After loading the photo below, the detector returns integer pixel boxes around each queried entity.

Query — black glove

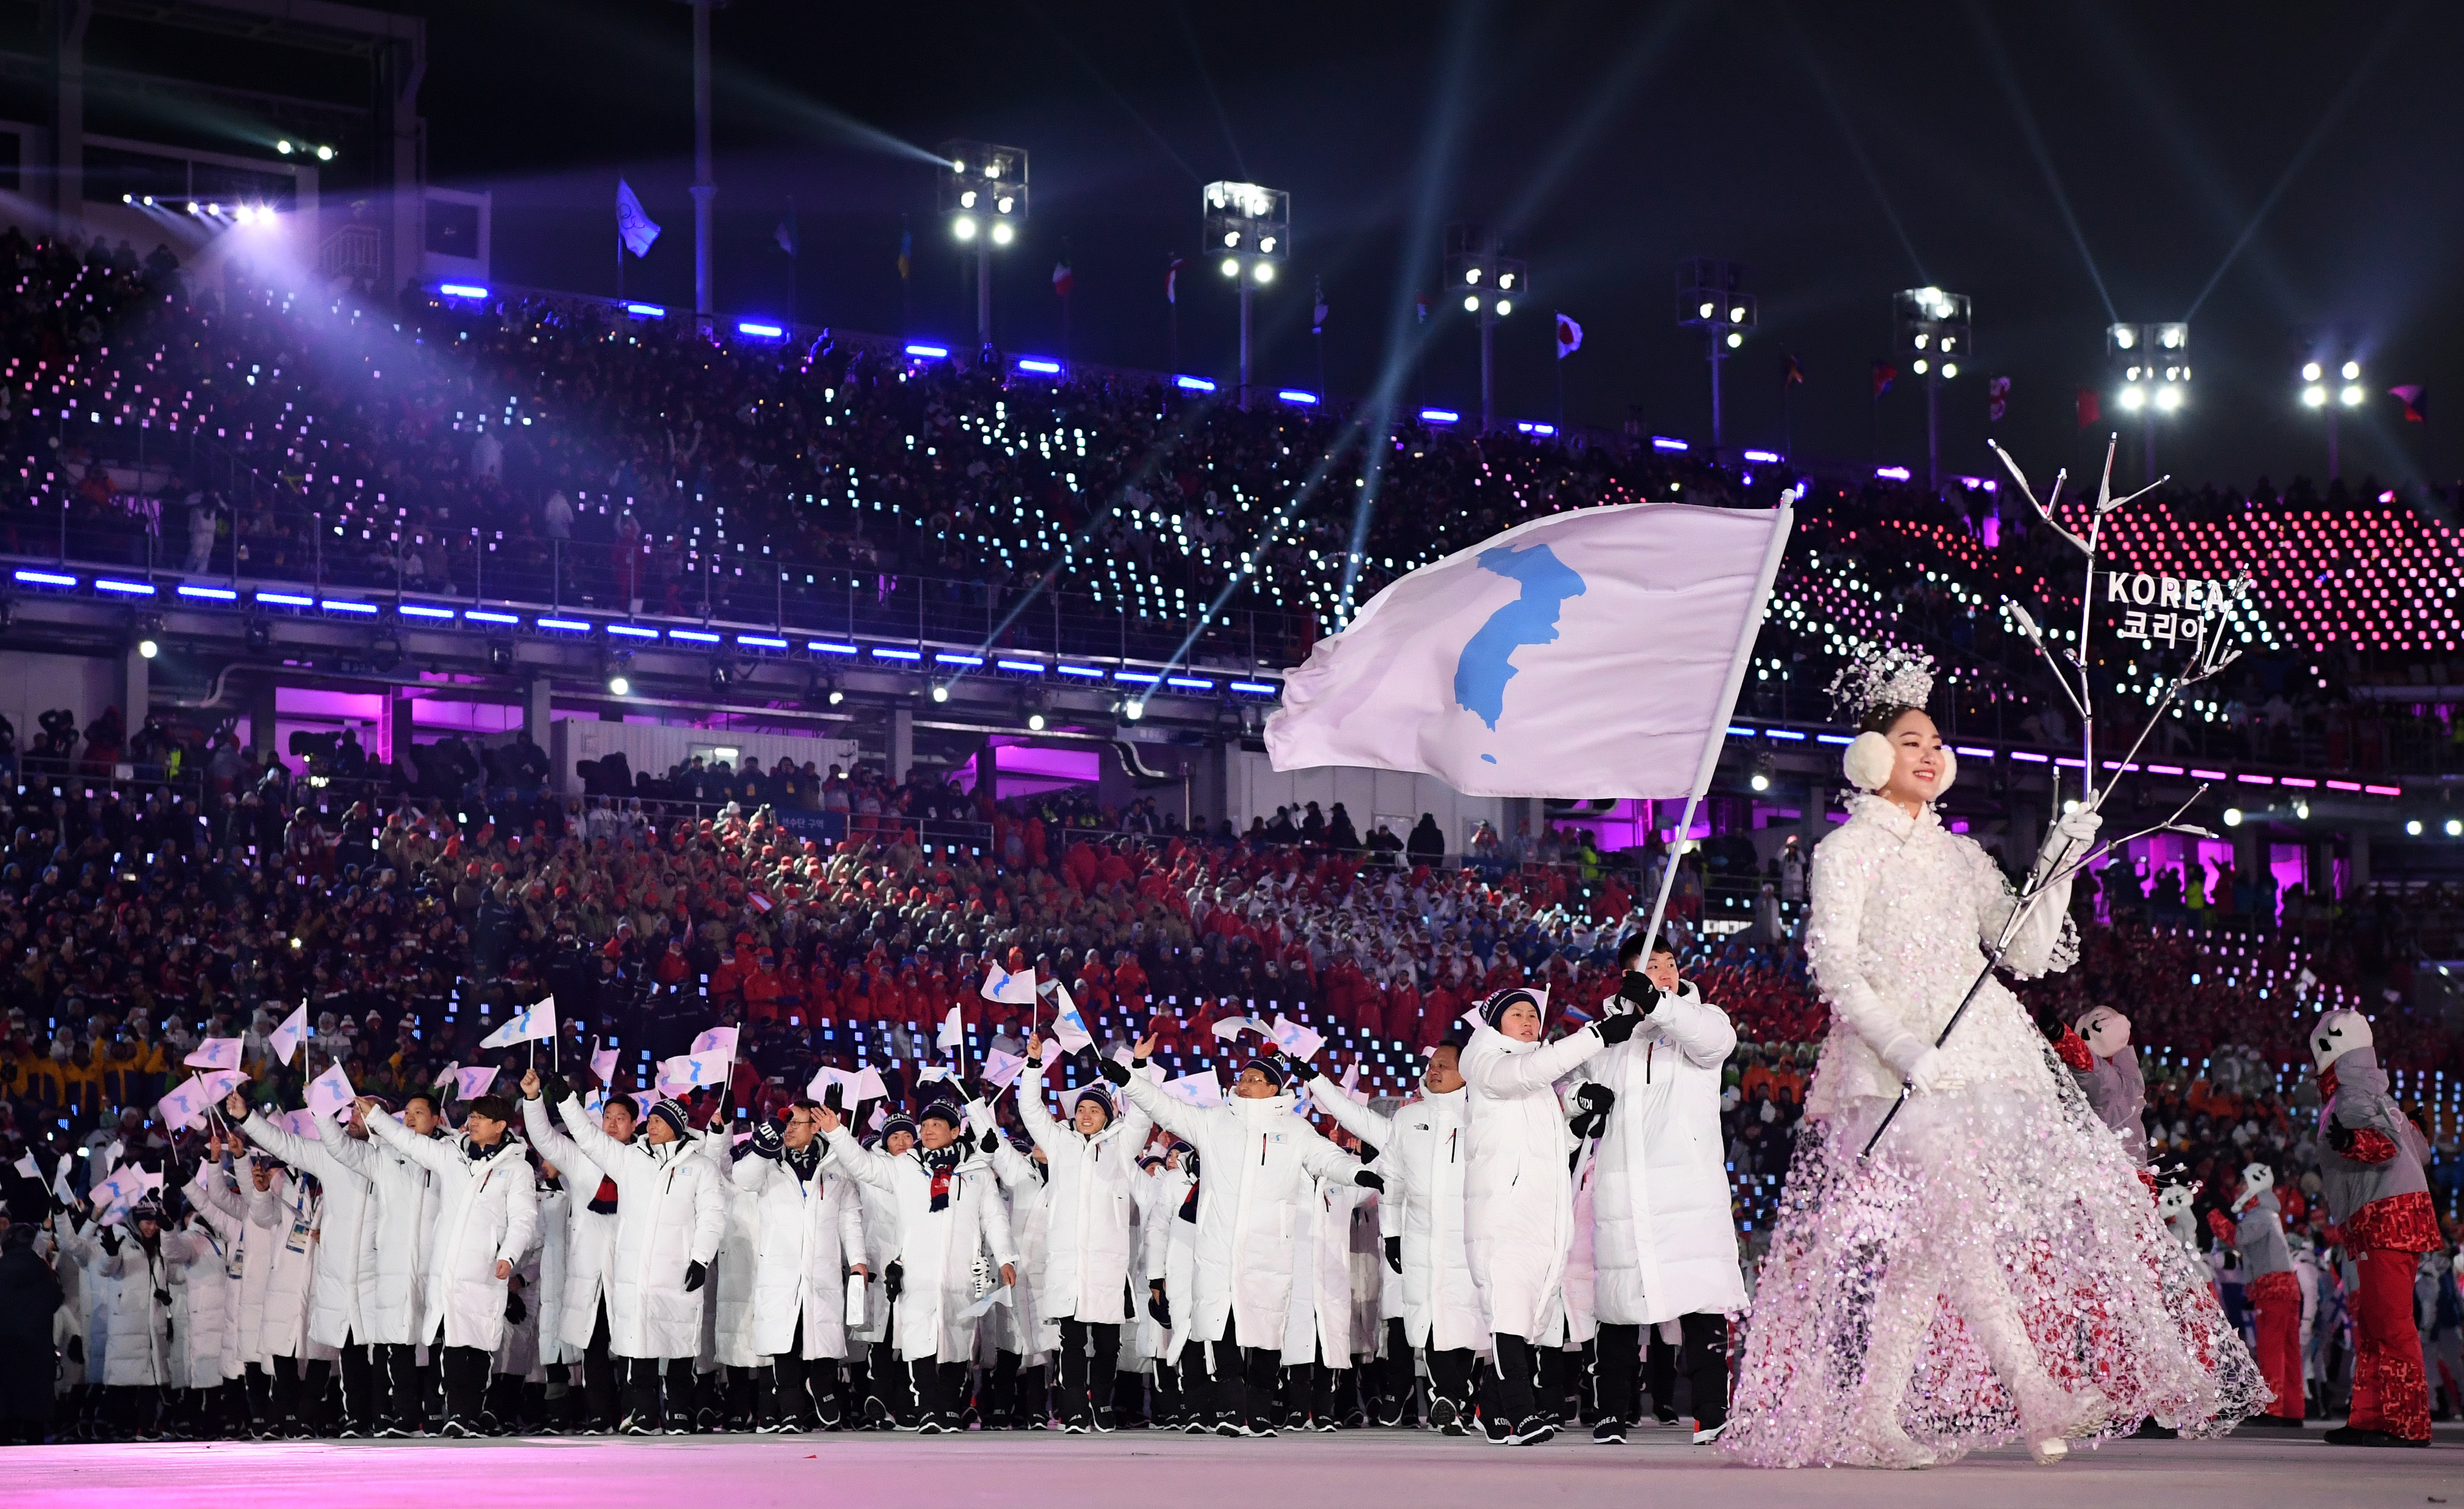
[1148,1281,1171,1328]
[683,1260,707,1293]
[1573,1083,1616,1118]
[99,1227,121,1256]
[537,1072,574,1106]
[1617,970,1664,1016]
[1098,1055,1132,1087]
[66,1336,82,1364]
[981,1129,1003,1155]
[1384,1235,1403,1274]
[2323,1121,2359,1158]
[1596,1011,1643,1046]
[750,1117,785,1158]
[884,1261,903,1300]
[505,1291,527,1325]
[1354,1169,1383,1192]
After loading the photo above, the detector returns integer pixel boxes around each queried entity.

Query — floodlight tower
[939,141,1029,354]
[1894,285,1970,490]
[2108,322,2190,484]
[1203,181,1289,407]
[1677,260,1754,462]
[1446,224,1526,433]
[2296,327,2365,481]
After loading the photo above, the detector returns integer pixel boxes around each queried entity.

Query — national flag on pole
[452,1065,499,1102]
[937,1006,965,1052]
[1987,374,2011,423]
[690,1026,740,1063]
[479,996,557,1050]
[1048,983,1094,1054]
[806,1066,847,1103]
[981,1048,1027,1091]
[1555,313,1582,360]
[590,1040,619,1087]
[267,1002,308,1068]
[1052,258,1074,298]
[2075,387,2100,428]
[1871,360,1897,397]
[1267,1013,1325,1063]
[1210,1016,1265,1044]
[2391,384,2427,423]
[615,179,662,258]
[774,204,797,257]
[848,1066,889,1104]
[1312,278,1328,335]
[1165,254,1184,303]
[52,1157,77,1210]
[185,1037,243,1071]
[981,965,1037,1005]
[305,1062,357,1120]
[1782,352,1805,389]
[1266,502,1794,798]
[898,224,913,282]
[11,1152,34,1179]
[1160,1071,1223,1108]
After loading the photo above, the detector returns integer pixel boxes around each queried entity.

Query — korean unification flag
[657,1051,730,1097]
[453,1065,500,1102]
[184,1036,244,1071]
[1266,502,1793,798]
[1048,982,1094,1055]
[937,1006,965,1053]
[267,1003,309,1068]
[590,1041,620,1087]
[157,1076,217,1133]
[690,1026,740,1063]
[1210,1016,1265,1044]
[479,996,557,1051]
[981,1048,1027,1091]
[1268,1014,1326,1063]
[305,1062,357,1121]
[848,1066,889,1104]
[1161,1071,1222,1108]
[805,1066,847,1104]
[981,964,1037,1005]
[90,1164,156,1221]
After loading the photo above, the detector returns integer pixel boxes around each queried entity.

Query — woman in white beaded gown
[1725,658,2261,1469]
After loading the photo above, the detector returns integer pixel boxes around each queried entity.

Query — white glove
[2036,807,2102,879]
[1905,1047,1965,1095]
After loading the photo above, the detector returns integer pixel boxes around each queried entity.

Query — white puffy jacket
[552,1095,724,1359]
[163,1205,238,1389]
[1310,1080,1485,1352]
[519,1094,620,1353]
[57,1221,174,1386]
[724,1133,865,1361]
[1460,1021,1608,1342]
[985,1139,1055,1360]
[1577,983,1747,1325]
[1140,1161,1198,1365]
[366,1110,537,1352]
[1017,1060,1154,1324]
[530,1181,576,1367]
[1117,1073,1361,1347]
[1281,1173,1363,1367]
[320,1119,440,1346]
[824,1125,1019,1363]
[240,1109,374,1348]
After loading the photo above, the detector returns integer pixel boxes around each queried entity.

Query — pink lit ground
[13,1423,2462,1508]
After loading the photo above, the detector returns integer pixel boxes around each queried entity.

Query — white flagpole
[1633,502,1794,962]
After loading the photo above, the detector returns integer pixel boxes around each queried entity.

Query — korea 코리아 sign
[2104,570,2255,650]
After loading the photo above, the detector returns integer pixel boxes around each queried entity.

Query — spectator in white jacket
[1577,939,1745,1446]
[1017,1037,1154,1431]
[229,1090,384,1435]
[729,1098,867,1432]
[1460,986,1638,1445]
[1306,1041,1484,1433]
[362,1093,537,1437]
[1115,1042,1375,1438]
[537,1078,724,1435]
[816,1096,1019,1434]
[518,1078,637,1431]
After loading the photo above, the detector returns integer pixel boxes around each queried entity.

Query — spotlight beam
[1492,0,1701,231]
[2183,3,2415,321]
[1017,0,1202,182]
[1967,1,2115,324]
[1782,10,1928,284]
[1173,0,1249,182]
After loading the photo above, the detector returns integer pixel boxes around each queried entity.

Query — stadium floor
[16,1422,2460,1507]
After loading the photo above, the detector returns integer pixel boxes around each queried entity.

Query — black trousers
[336,1335,377,1428]
[582,1296,619,1428]
[1427,1345,1475,1411]
[1595,1322,1645,1425]
[867,1338,913,1423]
[622,1356,691,1428]
[1643,1313,1730,1429]
[1205,1313,1282,1428]
[763,1314,814,1425]
[376,1343,427,1429]
[441,1345,490,1423]
[1055,1318,1120,1422]
[1483,1333,1536,1427]
[1379,1319,1416,1423]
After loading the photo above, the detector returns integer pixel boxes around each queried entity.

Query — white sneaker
[1691,1421,1728,1445]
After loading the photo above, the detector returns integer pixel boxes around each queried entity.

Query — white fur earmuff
[1935,745,1957,796]
[1842,731,1893,791]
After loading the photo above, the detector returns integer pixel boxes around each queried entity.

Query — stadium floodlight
[2295,327,2363,479]
[2108,323,2189,480]
[1894,286,1970,490]
[1679,259,1755,463]
[939,141,1029,352]
[1203,181,1290,408]
[1447,223,1528,432]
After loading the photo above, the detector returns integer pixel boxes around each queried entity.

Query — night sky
[70,2,2464,491]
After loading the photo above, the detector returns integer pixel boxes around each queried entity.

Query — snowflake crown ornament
[1826,644,1937,725]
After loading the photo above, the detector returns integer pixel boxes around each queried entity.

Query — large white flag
[267,1003,309,1068]
[305,1062,357,1120]
[981,964,1037,1005]
[1048,982,1094,1054]
[616,179,662,257]
[1266,502,1793,798]
[479,997,557,1050]
[184,1036,243,1071]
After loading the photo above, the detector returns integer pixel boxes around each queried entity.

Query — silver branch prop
[1861,436,2244,1158]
